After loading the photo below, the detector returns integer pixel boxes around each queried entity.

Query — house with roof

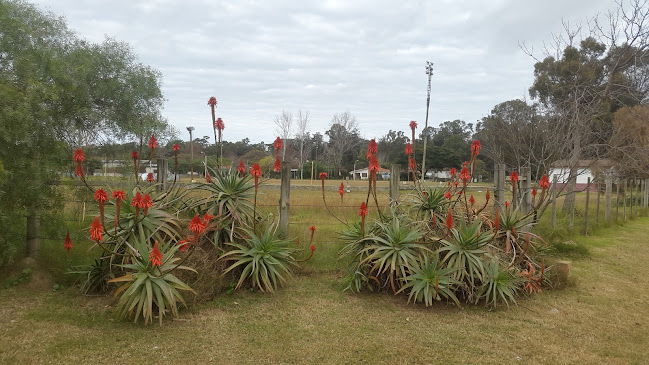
[349,167,391,180]
[547,159,613,191]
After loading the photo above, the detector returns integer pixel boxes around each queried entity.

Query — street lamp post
[421,61,434,186]
[187,126,194,182]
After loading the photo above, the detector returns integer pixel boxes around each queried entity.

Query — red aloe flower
[131,192,142,218]
[367,139,378,159]
[409,120,418,146]
[359,202,368,235]
[64,231,73,254]
[510,171,519,183]
[532,186,538,198]
[460,167,471,184]
[319,172,328,180]
[445,208,454,233]
[177,239,189,253]
[469,195,475,206]
[485,188,491,202]
[251,162,262,189]
[150,241,163,267]
[309,225,316,243]
[214,117,225,132]
[189,214,206,236]
[131,150,139,160]
[112,190,125,229]
[273,157,281,173]
[203,213,215,223]
[73,148,85,163]
[238,161,246,177]
[453,181,459,188]
[408,157,416,172]
[369,155,380,173]
[141,193,153,216]
[444,191,452,200]
[74,164,85,177]
[539,174,550,191]
[206,172,212,183]
[207,96,217,107]
[148,134,158,150]
[273,137,283,154]
[338,182,345,203]
[146,172,155,183]
[505,201,510,209]
[94,189,109,225]
[449,168,457,178]
[89,216,104,242]
[173,144,180,152]
[310,244,315,253]
[404,143,413,156]
[471,140,481,158]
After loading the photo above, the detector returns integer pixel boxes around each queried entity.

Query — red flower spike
[131,192,142,218]
[89,216,104,242]
[73,149,85,163]
[471,140,481,158]
[206,172,212,183]
[64,231,73,253]
[111,190,125,201]
[238,161,246,176]
[510,171,519,183]
[177,239,189,253]
[319,172,328,180]
[207,97,217,107]
[146,172,155,183]
[444,191,452,200]
[408,158,416,172]
[445,208,454,232]
[505,201,510,209]
[273,157,281,173]
[369,155,380,173]
[338,182,345,201]
[112,190,125,229]
[203,213,215,222]
[409,120,418,131]
[460,167,471,184]
[359,202,368,217]
[485,188,491,202]
[367,139,378,159]
[173,144,180,152]
[310,244,316,252]
[532,186,538,198]
[539,174,550,191]
[141,194,153,215]
[309,225,316,243]
[74,164,84,177]
[469,195,475,206]
[454,181,459,188]
[148,134,158,150]
[214,117,225,131]
[251,163,262,189]
[94,189,108,203]
[189,214,206,236]
[273,137,283,153]
[131,151,139,160]
[405,143,413,156]
[150,241,163,267]
[449,168,457,178]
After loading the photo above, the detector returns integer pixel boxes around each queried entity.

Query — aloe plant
[398,254,461,306]
[477,261,521,308]
[438,220,493,284]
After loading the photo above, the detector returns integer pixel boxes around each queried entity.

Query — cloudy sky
[31,0,614,144]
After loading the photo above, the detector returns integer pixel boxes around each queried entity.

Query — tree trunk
[562,133,581,213]
[26,213,40,258]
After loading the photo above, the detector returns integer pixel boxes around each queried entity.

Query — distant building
[349,167,391,180]
[548,159,613,191]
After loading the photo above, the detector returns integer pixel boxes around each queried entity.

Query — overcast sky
[31,0,614,144]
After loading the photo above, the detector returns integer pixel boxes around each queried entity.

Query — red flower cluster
[207,97,217,107]
[469,195,475,206]
[338,182,345,202]
[206,172,212,183]
[409,120,418,131]
[94,189,109,224]
[132,192,143,218]
[189,214,206,236]
[73,149,85,177]
[532,186,538,198]
[150,242,163,267]
[460,167,471,184]
[539,174,550,191]
[214,117,225,131]
[319,172,328,180]
[131,151,139,160]
[141,193,153,216]
[449,168,457,178]
[64,232,73,254]
[250,163,262,189]
[359,202,368,235]
[273,157,281,173]
[177,239,189,252]
[404,143,413,156]
[146,172,155,183]
[510,171,519,183]
[445,208,454,232]
[471,140,481,158]
[369,155,380,173]
[148,134,157,150]
[173,144,180,152]
[444,191,452,200]
[238,161,246,176]
[89,216,104,242]
[309,225,316,244]
[367,139,378,160]
[408,158,416,172]
[273,137,283,152]
[112,190,126,229]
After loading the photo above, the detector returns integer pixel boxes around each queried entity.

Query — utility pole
[421,61,434,186]
[187,126,194,182]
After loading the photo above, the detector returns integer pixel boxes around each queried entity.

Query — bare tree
[295,109,310,179]
[325,111,361,175]
[274,110,293,161]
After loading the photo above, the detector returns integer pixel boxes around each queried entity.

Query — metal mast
[421,61,434,185]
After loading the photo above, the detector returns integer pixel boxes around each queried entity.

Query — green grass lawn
[2,194,649,364]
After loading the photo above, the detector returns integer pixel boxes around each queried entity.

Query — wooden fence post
[156,158,168,191]
[494,163,505,213]
[596,180,601,224]
[631,179,635,217]
[623,179,627,221]
[584,177,590,235]
[520,166,532,214]
[605,172,612,222]
[551,175,558,229]
[279,163,291,238]
[390,164,400,206]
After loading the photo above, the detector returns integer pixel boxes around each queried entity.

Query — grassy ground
[2,182,649,363]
